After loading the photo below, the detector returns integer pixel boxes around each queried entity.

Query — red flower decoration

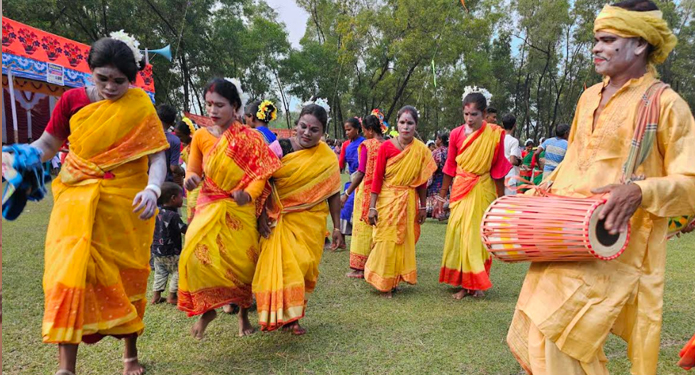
[139,65,153,86]
[62,42,86,67]
[17,28,40,55]
[2,23,16,47]
[41,36,63,61]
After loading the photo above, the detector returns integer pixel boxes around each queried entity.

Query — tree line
[5,0,694,140]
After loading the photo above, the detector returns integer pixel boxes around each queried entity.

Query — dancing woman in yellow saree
[344,113,385,278]
[434,92,511,300]
[30,36,169,375]
[366,106,436,298]
[254,103,344,335]
[178,78,282,339]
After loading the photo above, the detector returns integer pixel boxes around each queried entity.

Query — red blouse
[370,140,427,194]
[45,88,91,140]
[443,124,510,180]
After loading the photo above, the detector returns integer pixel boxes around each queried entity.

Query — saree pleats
[349,139,381,270]
[253,142,341,331]
[439,124,504,291]
[42,89,168,344]
[178,124,281,316]
[364,140,435,292]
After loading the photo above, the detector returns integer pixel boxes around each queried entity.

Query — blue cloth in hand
[2,144,51,220]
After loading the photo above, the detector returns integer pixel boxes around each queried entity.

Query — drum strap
[621,81,670,183]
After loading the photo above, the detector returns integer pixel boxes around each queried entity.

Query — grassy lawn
[2,190,694,374]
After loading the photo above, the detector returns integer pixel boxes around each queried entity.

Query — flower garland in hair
[256,100,278,122]
[109,30,143,65]
[461,85,493,104]
[182,116,198,135]
[370,108,388,133]
[224,77,249,119]
[302,97,332,124]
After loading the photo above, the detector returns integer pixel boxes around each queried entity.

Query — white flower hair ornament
[302,97,332,126]
[109,30,144,66]
[224,77,249,119]
[462,86,493,105]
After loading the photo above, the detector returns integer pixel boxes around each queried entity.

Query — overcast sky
[264,0,309,49]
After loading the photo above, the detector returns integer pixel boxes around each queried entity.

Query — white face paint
[592,31,648,77]
[92,65,130,101]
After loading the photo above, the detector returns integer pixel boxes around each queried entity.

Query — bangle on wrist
[434,195,446,203]
[145,184,161,198]
[369,207,378,212]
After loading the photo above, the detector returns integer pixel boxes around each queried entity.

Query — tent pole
[7,71,19,144]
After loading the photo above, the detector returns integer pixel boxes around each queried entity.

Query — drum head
[588,205,629,259]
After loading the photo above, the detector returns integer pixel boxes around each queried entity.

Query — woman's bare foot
[238,307,255,337]
[345,270,364,279]
[283,321,306,335]
[222,304,239,314]
[123,334,144,375]
[123,357,145,375]
[452,289,467,300]
[191,309,217,340]
[57,343,78,375]
[381,291,393,299]
[468,290,485,298]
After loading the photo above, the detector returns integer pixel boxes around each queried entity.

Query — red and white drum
[481,195,630,263]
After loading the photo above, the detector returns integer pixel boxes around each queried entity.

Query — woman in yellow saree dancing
[178,78,282,339]
[344,112,386,278]
[30,35,169,375]
[174,118,201,223]
[433,91,511,299]
[254,102,345,335]
[366,106,436,298]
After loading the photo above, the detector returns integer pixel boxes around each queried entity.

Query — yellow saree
[253,142,341,331]
[42,88,168,344]
[349,138,382,270]
[439,123,507,291]
[364,140,436,292]
[178,123,281,316]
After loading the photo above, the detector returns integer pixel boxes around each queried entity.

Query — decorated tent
[2,17,156,144]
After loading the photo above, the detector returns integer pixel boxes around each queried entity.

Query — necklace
[396,136,405,150]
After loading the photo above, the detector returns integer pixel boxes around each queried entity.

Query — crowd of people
[3,1,694,374]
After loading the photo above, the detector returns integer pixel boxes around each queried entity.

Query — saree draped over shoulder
[364,140,436,292]
[439,123,507,291]
[349,138,381,270]
[43,89,168,344]
[253,142,341,331]
[177,123,281,316]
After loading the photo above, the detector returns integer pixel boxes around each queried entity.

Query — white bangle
[145,184,161,198]
[434,195,447,203]
[369,208,378,212]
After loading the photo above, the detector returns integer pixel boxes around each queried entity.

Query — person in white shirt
[501,114,522,195]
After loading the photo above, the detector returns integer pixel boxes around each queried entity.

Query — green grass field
[2,191,694,374]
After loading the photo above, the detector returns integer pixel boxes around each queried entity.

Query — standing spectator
[485,107,498,124]
[150,182,188,305]
[502,114,522,195]
[156,104,184,185]
[535,124,570,180]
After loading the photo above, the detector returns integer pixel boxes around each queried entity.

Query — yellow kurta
[42,89,169,344]
[507,72,695,375]
[253,142,341,331]
[364,140,436,292]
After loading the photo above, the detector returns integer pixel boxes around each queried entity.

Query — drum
[481,195,630,263]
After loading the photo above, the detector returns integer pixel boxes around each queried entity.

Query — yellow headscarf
[593,5,677,65]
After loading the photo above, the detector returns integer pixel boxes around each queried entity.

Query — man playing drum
[506,1,695,374]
